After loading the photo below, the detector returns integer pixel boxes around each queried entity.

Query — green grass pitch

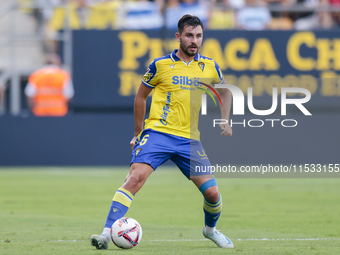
[0,167,339,255]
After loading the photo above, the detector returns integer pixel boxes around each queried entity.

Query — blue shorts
[130,129,213,179]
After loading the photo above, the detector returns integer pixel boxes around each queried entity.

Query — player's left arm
[213,60,232,137]
[216,86,232,137]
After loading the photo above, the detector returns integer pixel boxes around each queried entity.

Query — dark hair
[177,14,204,34]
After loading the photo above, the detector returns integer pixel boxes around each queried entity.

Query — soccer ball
[110,217,142,249]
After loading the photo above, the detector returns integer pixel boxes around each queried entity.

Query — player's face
[177,25,203,57]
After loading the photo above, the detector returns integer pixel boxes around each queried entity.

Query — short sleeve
[212,61,225,85]
[142,60,159,89]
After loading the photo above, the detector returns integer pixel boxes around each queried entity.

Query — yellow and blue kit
[131,50,225,179]
[104,51,225,231]
[142,49,225,141]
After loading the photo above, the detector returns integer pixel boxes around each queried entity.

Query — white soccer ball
[110,217,143,249]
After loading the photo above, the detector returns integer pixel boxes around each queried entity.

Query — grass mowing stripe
[3,238,338,242]
[0,167,339,255]
[149,238,340,241]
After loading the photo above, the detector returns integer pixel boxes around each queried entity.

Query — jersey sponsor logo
[180,86,195,91]
[198,62,205,72]
[160,92,172,126]
[143,68,153,83]
[172,76,201,86]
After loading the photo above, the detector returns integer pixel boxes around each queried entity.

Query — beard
[180,41,199,57]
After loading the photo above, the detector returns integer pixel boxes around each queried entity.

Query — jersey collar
[171,49,200,62]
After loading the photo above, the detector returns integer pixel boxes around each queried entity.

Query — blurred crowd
[10,0,340,53]
[1,0,339,115]
[20,0,340,32]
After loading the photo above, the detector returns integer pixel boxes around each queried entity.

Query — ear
[175,32,180,42]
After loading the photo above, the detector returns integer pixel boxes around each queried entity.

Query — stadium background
[1,2,340,255]
[0,0,339,166]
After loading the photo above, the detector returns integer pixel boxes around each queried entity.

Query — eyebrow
[185,32,202,36]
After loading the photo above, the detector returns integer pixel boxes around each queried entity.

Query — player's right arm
[130,83,153,150]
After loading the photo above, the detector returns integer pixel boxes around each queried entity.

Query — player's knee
[123,163,153,194]
[123,170,147,193]
[126,173,142,188]
[199,178,219,201]
[204,187,220,203]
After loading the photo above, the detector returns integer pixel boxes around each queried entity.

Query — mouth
[189,46,197,51]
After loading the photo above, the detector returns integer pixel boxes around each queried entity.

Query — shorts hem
[130,161,156,171]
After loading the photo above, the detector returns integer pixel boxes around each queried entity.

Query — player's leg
[191,177,221,224]
[105,163,154,230]
[172,138,233,248]
[91,130,174,249]
[191,177,233,248]
[90,163,153,249]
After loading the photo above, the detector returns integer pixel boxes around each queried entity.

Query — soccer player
[90,14,234,249]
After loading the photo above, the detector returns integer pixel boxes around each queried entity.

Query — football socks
[104,187,135,228]
[203,194,222,227]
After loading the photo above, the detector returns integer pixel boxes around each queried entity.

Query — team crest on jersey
[170,64,175,69]
[136,148,142,156]
[198,62,205,72]
[143,68,153,82]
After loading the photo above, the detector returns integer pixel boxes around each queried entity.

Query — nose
[192,36,198,45]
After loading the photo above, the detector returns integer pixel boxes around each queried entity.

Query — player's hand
[130,136,138,151]
[220,123,232,137]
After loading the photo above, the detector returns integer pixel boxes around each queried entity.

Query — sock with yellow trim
[203,194,222,228]
[104,187,135,229]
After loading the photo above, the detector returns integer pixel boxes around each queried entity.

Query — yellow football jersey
[142,49,225,141]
